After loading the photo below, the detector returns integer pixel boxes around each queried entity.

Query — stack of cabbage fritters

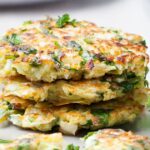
[0,14,149,135]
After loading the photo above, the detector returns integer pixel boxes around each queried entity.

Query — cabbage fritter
[0,96,143,135]
[0,133,63,150]
[83,129,150,150]
[0,14,148,82]
[0,71,145,105]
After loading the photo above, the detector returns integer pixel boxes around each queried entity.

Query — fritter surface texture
[84,129,150,150]
[0,133,62,150]
[0,96,143,135]
[0,72,145,105]
[0,15,148,82]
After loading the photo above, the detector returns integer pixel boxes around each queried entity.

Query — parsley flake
[23,20,32,26]
[68,41,83,51]
[56,14,70,28]
[54,41,61,48]
[21,48,37,55]
[91,109,109,125]
[30,57,41,67]
[56,14,77,28]
[66,144,80,150]
[140,40,147,47]
[7,34,21,45]
[27,48,37,55]
[0,139,12,144]
[83,131,95,140]
[83,119,93,127]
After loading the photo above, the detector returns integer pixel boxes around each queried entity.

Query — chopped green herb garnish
[51,50,62,65]
[70,19,77,27]
[116,71,136,81]
[56,14,77,28]
[0,101,14,123]
[6,101,13,110]
[84,38,93,44]
[17,143,30,150]
[140,40,147,47]
[121,82,134,92]
[22,48,37,55]
[83,119,93,127]
[116,35,123,41]
[96,92,104,99]
[5,54,19,60]
[63,66,78,71]
[80,51,92,67]
[56,14,70,28]
[23,20,32,26]
[83,131,95,140]
[66,144,80,150]
[145,67,149,78]
[147,96,150,108]
[80,60,86,66]
[7,34,21,45]
[28,48,37,54]
[126,72,136,79]
[21,29,27,33]
[136,140,145,145]
[30,57,41,67]
[0,139,12,144]
[120,74,140,92]
[93,54,106,61]
[54,41,61,48]
[28,117,34,123]
[14,46,37,55]
[144,80,149,87]
[105,60,115,66]
[68,41,83,51]
[112,30,120,34]
[42,28,52,35]
[91,109,109,125]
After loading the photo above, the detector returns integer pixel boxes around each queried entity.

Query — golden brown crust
[84,129,150,150]
[0,16,148,82]
[0,95,143,135]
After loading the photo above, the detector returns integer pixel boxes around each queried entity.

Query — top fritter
[0,14,148,82]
